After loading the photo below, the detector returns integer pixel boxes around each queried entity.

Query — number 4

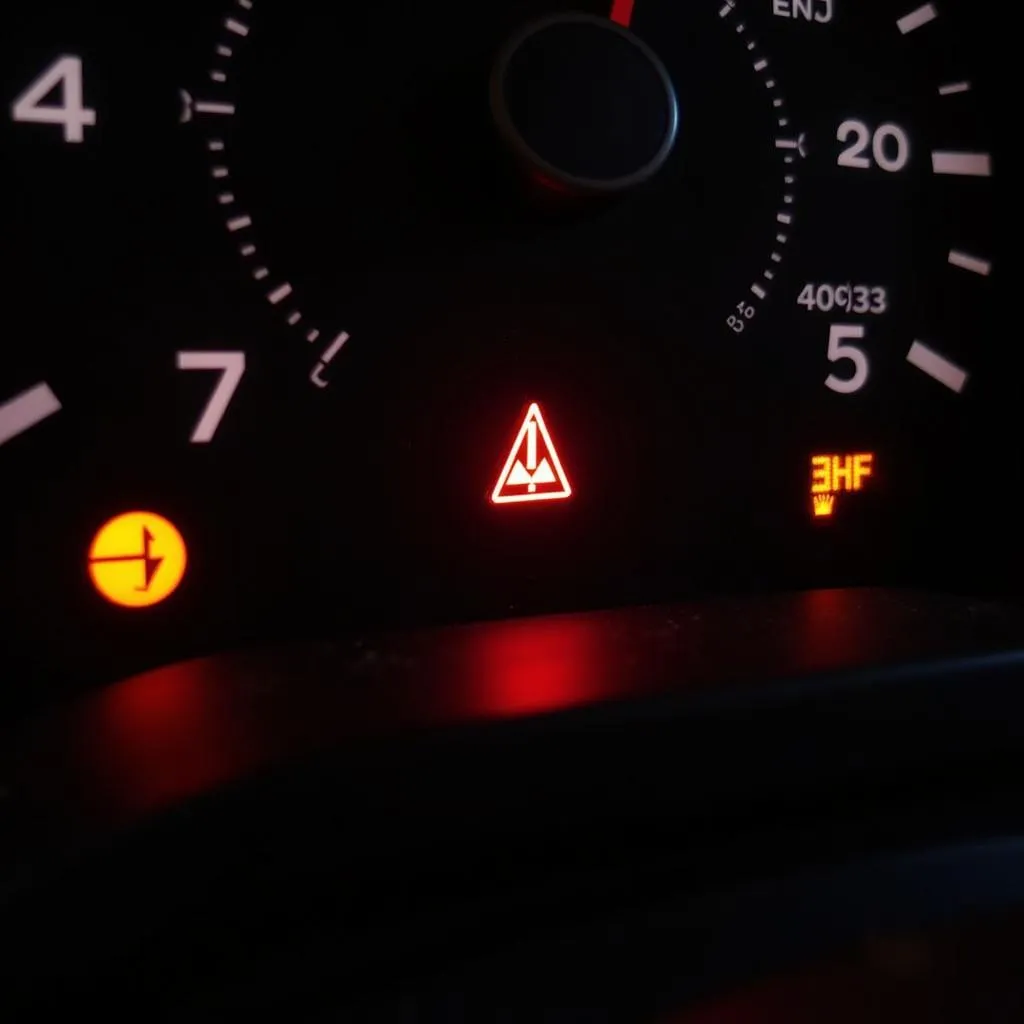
[11,56,97,143]
[177,352,246,443]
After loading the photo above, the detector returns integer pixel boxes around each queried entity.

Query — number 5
[177,351,246,443]
[825,324,869,394]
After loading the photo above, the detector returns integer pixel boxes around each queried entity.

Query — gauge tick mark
[194,100,235,116]
[907,341,968,393]
[932,151,992,177]
[267,283,293,305]
[310,333,350,389]
[897,4,938,35]
[0,383,61,448]
[948,250,991,276]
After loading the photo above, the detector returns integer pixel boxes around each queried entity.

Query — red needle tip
[610,0,635,27]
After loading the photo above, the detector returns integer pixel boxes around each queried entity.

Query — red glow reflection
[793,589,871,670]
[610,0,636,27]
[658,944,943,1023]
[75,660,260,819]
[451,615,612,719]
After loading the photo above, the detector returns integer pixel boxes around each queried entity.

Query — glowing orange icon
[88,511,187,608]
[811,454,874,494]
[491,402,572,504]
[810,453,875,520]
[813,493,836,518]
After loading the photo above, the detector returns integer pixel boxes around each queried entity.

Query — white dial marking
[226,214,252,231]
[177,351,246,443]
[907,341,968,393]
[10,56,96,144]
[267,283,293,305]
[320,333,349,364]
[939,81,971,96]
[225,17,249,36]
[194,100,235,116]
[931,151,992,177]
[310,333,351,388]
[0,383,61,447]
[897,4,938,34]
[948,250,992,276]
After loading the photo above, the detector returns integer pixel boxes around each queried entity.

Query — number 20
[837,120,909,173]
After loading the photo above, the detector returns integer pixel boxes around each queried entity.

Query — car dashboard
[1,0,1020,1018]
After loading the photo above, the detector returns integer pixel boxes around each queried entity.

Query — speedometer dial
[0,0,1011,705]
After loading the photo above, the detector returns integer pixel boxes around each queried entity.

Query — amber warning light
[492,403,572,504]
[88,511,187,607]
[811,453,874,518]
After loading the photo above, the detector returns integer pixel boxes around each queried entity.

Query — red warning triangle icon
[491,402,572,505]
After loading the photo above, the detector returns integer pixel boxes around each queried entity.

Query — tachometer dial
[192,0,804,376]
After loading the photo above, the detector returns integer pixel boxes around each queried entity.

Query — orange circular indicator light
[88,511,187,608]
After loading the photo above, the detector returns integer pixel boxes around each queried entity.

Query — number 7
[177,351,246,443]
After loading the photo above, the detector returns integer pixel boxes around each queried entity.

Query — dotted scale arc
[199,1,327,352]
[719,0,801,308]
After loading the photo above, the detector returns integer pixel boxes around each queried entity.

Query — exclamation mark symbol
[526,417,538,491]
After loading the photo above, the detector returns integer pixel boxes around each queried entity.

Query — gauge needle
[610,0,636,27]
